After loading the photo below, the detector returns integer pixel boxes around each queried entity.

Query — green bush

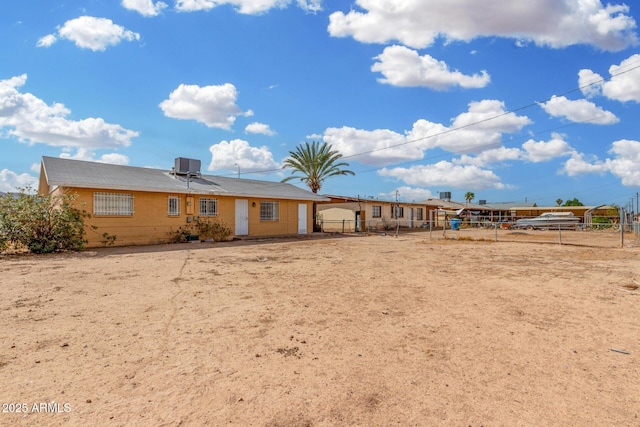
[0,189,87,254]
[591,216,613,229]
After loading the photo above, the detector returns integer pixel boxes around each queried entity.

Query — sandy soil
[1,230,639,426]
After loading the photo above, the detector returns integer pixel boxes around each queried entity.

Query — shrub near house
[0,189,86,253]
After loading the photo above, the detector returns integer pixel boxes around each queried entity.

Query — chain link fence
[317,218,640,248]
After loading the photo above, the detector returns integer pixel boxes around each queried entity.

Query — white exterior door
[235,199,249,235]
[298,203,307,234]
[408,208,414,228]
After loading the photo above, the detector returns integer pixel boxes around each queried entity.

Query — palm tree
[281,141,354,193]
[464,192,475,204]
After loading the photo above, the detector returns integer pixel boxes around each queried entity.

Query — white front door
[408,208,414,228]
[235,199,249,235]
[298,203,307,234]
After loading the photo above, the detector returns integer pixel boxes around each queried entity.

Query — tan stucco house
[317,195,438,232]
[38,156,328,248]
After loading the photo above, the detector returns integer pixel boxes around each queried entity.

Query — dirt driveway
[1,230,639,426]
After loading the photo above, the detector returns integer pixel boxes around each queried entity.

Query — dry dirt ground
[1,229,639,426]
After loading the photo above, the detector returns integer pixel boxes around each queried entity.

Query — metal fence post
[558,224,562,245]
[620,208,625,248]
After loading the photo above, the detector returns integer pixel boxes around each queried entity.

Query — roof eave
[48,181,329,201]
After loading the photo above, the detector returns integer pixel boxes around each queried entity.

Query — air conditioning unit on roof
[174,157,201,175]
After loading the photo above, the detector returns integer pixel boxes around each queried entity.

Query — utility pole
[395,190,400,237]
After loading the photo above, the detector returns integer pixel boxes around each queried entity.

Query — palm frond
[281,141,355,193]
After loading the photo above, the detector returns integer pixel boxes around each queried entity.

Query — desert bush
[195,217,233,242]
[168,218,233,243]
[0,189,87,254]
[100,232,117,246]
[168,225,194,243]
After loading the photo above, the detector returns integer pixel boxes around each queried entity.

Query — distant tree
[563,198,584,207]
[464,192,475,204]
[281,141,355,193]
[556,198,563,206]
[606,204,620,217]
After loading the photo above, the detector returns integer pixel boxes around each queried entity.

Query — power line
[341,58,640,162]
[218,57,640,187]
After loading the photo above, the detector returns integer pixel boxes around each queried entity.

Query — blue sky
[2,0,640,207]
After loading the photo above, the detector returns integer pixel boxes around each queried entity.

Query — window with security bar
[199,198,218,216]
[372,205,382,218]
[260,201,279,221]
[93,192,134,216]
[168,196,180,216]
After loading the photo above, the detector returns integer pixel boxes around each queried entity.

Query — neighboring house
[38,156,328,248]
[317,195,438,232]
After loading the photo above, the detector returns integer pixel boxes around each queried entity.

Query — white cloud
[563,152,609,176]
[379,161,506,190]
[99,153,130,165]
[324,99,531,166]
[60,148,130,165]
[245,122,276,136]
[439,100,532,151]
[456,146,523,167]
[176,0,290,14]
[378,186,435,202]
[159,83,252,129]
[538,95,618,124]
[563,140,640,185]
[296,0,322,13]
[328,0,637,51]
[579,54,640,102]
[324,126,420,165]
[38,16,140,51]
[605,139,640,186]
[0,169,38,193]
[36,34,57,48]
[175,0,214,11]
[0,74,139,149]
[208,139,279,173]
[122,0,168,16]
[372,45,490,90]
[601,54,640,102]
[522,134,575,162]
[174,0,321,14]
[578,69,604,98]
